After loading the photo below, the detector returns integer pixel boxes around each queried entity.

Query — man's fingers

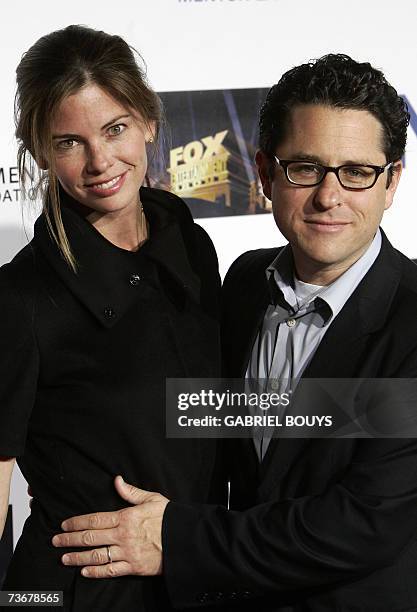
[114,476,154,505]
[62,545,122,567]
[52,527,119,548]
[81,561,132,579]
[61,510,120,532]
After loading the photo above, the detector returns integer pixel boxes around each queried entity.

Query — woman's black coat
[0,187,222,611]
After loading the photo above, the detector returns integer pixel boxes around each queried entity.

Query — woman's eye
[56,139,77,150]
[108,124,126,136]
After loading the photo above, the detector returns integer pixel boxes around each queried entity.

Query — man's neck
[292,240,374,286]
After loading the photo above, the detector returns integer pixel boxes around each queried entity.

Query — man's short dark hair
[259,54,409,164]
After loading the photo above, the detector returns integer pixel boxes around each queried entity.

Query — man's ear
[384,159,403,211]
[255,149,272,200]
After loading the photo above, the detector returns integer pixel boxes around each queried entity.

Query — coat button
[104,307,116,319]
[129,273,141,286]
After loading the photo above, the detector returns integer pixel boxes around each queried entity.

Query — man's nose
[312,171,344,210]
[85,143,113,175]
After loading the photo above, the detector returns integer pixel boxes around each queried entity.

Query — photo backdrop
[1,0,417,581]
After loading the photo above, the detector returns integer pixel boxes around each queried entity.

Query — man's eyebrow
[52,114,131,139]
[287,153,323,163]
[286,153,377,165]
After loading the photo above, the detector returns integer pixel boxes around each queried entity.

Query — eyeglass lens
[287,162,377,188]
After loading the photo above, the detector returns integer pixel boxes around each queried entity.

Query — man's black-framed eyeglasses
[274,157,393,190]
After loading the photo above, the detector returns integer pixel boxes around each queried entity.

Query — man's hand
[52,476,169,578]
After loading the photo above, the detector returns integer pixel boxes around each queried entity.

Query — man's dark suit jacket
[163,231,417,611]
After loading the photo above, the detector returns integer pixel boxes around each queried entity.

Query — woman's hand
[52,476,169,578]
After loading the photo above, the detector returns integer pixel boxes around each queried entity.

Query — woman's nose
[85,143,113,175]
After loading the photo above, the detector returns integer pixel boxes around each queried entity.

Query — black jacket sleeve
[162,435,417,608]
[0,265,39,456]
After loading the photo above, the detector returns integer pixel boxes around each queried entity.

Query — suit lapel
[237,284,270,376]
[304,233,401,378]
[222,249,276,378]
[221,249,279,482]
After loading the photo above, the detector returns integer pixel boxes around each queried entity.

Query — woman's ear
[37,158,49,170]
[32,148,48,170]
[145,120,156,144]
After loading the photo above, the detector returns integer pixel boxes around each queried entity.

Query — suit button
[129,273,141,286]
[104,307,116,319]
[197,593,209,603]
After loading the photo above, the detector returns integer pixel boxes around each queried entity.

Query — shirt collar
[315,229,382,320]
[266,229,382,325]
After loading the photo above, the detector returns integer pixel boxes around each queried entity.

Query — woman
[0,25,221,610]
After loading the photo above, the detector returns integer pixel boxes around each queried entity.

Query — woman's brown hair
[15,24,163,271]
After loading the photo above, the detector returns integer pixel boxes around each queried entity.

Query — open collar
[266,230,383,327]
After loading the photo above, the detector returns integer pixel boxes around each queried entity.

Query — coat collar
[33,187,201,328]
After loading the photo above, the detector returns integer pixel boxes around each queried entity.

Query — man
[53,55,417,610]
